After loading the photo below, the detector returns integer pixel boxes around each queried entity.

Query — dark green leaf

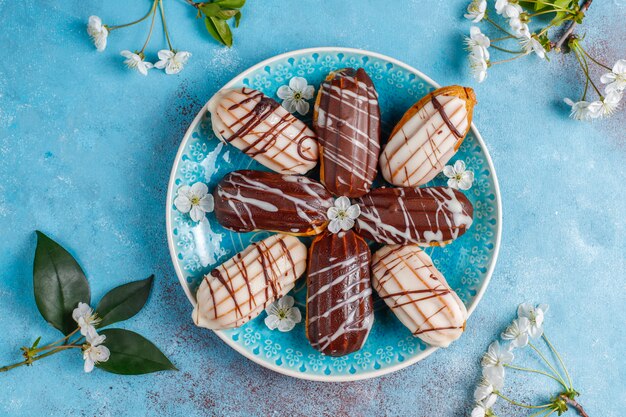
[95,275,154,328]
[215,9,238,20]
[215,0,246,8]
[204,16,233,47]
[97,329,176,375]
[32,337,41,349]
[33,231,90,335]
[199,3,221,17]
[234,11,242,27]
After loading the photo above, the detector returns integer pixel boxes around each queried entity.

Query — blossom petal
[447,178,461,189]
[339,218,355,231]
[295,99,309,115]
[345,204,361,219]
[198,195,214,213]
[442,165,456,178]
[189,182,208,197]
[302,85,315,99]
[278,295,295,309]
[335,196,351,210]
[326,206,339,220]
[154,60,167,70]
[264,314,280,330]
[289,306,302,323]
[174,195,192,213]
[84,357,95,373]
[277,318,296,332]
[289,77,308,92]
[276,85,293,100]
[189,206,206,222]
[281,99,297,113]
[327,219,341,234]
[453,159,466,173]
[157,49,174,60]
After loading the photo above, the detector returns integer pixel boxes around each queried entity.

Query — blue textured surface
[0,1,624,416]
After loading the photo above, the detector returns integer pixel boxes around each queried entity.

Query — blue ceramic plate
[166,47,502,381]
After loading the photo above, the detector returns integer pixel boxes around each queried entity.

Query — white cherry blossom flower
[83,327,110,373]
[481,341,514,381]
[154,50,192,75]
[443,160,474,190]
[465,0,487,22]
[174,182,214,222]
[471,395,496,417]
[72,302,100,336]
[87,16,108,52]
[597,91,623,118]
[264,296,302,332]
[276,77,315,115]
[495,0,522,18]
[517,303,549,339]
[469,47,489,83]
[509,18,530,38]
[563,98,602,120]
[120,50,153,76]
[600,59,626,93]
[501,317,530,348]
[520,34,546,59]
[465,26,491,60]
[474,367,503,403]
[327,197,361,234]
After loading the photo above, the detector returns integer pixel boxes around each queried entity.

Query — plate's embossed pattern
[167,49,500,381]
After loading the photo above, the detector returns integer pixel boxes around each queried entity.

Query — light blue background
[0,1,624,416]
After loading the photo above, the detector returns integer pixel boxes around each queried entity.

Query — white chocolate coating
[208,87,318,175]
[371,245,468,347]
[193,234,307,330]
[380,94,470,187]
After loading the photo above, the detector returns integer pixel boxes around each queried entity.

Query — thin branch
[559,395,589,417]
[553,0,593,51]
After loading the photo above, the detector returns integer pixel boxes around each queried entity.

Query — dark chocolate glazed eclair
[306,230,374,356]
[213,170,334,236]
[355,186,474,246]
[313,68,381,198]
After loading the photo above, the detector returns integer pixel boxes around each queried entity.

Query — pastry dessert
[355,186,473,246]
[213,170,333,236]
[371,245,468,347]
[306,230,374,356]
[313,68,381,197]
[208,87,319,175]
[193,234,306,330]
[379,86,476,187]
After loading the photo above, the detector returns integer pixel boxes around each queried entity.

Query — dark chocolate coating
[314,68,381,198]
[306,230,374,356]
[213,170,334,236]
[355,186,474,246]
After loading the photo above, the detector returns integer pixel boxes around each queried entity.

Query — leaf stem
[495,392,551,409]
[490,44,524,54]
[0,346,77,373]
[485,16,517,38]
[578,45,612,70]
[159,0,174,51]
[553,0,594,51]
[490,53,526,65]
[491,35,514,42]
[542,334,574,389]
[108,1,157,31]
[32,328,80,354]
[504,363,568,389]
[528,342,569,388]
[527,408,555,417]
[139,0,160,54]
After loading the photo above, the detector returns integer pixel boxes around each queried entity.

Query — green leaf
[97,329,176,375]
[33,231,90,335]
[95,275,154,328]
[198,3,221,17]
[215,9,238,20]
[234,11,242,27]
[215,0,245,8]
[204,16,233,47]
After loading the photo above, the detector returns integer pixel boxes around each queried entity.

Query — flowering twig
[559,395,589,417]
[553,0,594,51]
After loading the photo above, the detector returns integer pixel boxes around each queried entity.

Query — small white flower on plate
[327,196,361,234]
[520,34,546,60]
[471,395,496,417]
[464,0,487,22]
[87,16,108,52]
[276,77,315,115]
[600,59,626,94]
[481,341,513,382]
[174,182,214,222]
[563,98,602,121]
[501,317,530,348]
[72,302,101,336]
[120,50,153,76]
[155,50,192,75]
[474,367,503,403]
[264,296,302,332]
[83,327,110,373]
[517,303,549,339]
[469,47,489,83]
[466,26,491,60]
[443,160,475,190]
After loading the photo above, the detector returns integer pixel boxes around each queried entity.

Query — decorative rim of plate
[165,46,502,382]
